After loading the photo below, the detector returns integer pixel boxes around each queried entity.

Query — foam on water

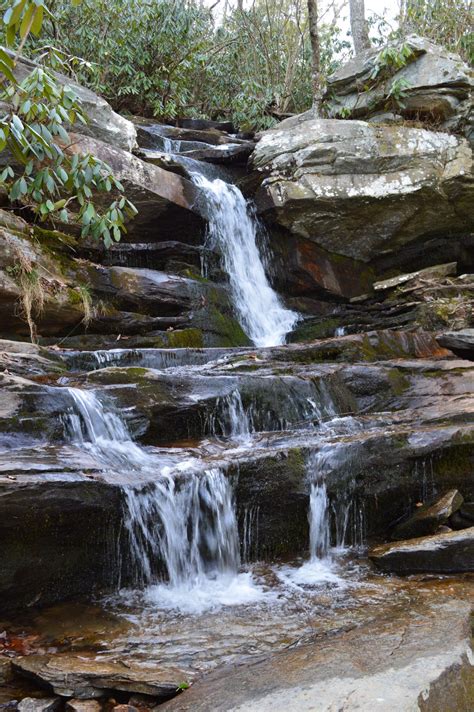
[142,571,267,615]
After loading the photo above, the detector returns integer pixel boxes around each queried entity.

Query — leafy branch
[0,0,136,247]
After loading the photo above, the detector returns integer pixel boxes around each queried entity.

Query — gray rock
[160,599,474,711]
[65,700,102,712]
[373,262,457,292]
[13,655,185,701]
[325,36,473,144]
[251,117,472,297]
[10,52,136,152]
[391,489,464,540]
[369,527,474,573]
[449,511,473,531]
[18,699,61,712]
[57,133,206,240]
[436,329,474,360]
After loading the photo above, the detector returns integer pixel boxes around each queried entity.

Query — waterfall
[309,480,330,560]
[64,387,264,611]
[65,387,151,470]
[123,469,240,588]
[192,174,298,347]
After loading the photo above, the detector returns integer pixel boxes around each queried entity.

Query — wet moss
[289,318,340,342]
[166,328,204,348]
[205,306,250,347]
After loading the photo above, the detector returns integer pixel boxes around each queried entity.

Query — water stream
[193,174,298,347]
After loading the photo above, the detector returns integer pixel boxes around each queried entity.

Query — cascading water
[309,479,330,560]
[64,387,263,612]
[280,450,344,587]
[192,174,298,347]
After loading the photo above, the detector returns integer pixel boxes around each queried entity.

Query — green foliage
[31,0,212,119]
[400,0,473,64]
[369,42,415,81]
[0,0,136,247]
[362,41,415,111]
[21,0,350,130]
[2,0,469,132]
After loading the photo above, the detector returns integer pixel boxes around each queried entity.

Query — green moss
[289,317,340,343]
[387,368,411,395]
[206,306,249,347]
[179,267,210,283]
[434,442,474,481]
[88,366,148,381]
[166,328,204,348]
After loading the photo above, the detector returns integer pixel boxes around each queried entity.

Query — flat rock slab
[12,655,188,701]
[162,600,473,711]
[65,700,102,712]
[391,489,463,540]
[437,330,474,360]
[370,527,474,574]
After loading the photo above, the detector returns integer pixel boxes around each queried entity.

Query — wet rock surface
[12,656,184,701]
[161,599,474,711]
[0,329,473,610]
[370,527,474,573]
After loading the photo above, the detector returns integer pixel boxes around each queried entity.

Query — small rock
[18,699,61,712]
[66,702,102,712]
[12,655,186,701]
[390,489,463,540]
[112,706,138,712]
[436,329,474,360]
[373,263,457,292]
[0,702,18,712]
[435,525,452,534]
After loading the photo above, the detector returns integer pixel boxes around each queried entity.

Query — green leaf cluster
[0,0,136,247]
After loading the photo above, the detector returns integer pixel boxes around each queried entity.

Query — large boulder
[251,116,473,298]
[324,36,473,145]
[10,52,137,152]
[61,133,207,241]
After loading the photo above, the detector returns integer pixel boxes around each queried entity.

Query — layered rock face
[0,64,257,348]
[251,116,473,299]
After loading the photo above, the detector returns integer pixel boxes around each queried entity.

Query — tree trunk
[307,0,322,115]
[349,0,371,54]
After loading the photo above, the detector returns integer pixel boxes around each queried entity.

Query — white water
[192,174,298,347]
[280,451,346,588]
[64,387,263,612]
